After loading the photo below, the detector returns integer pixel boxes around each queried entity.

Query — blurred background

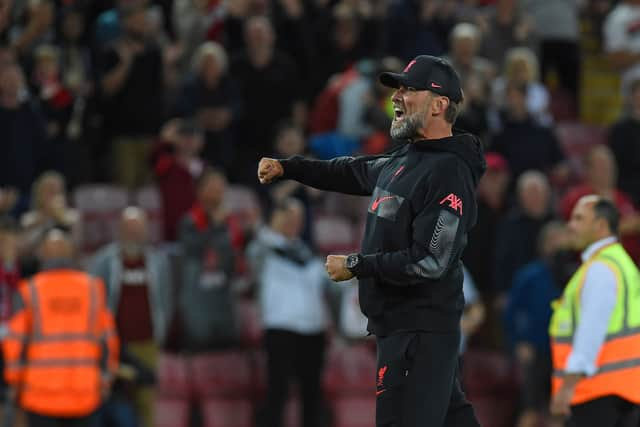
[0,0,639,426]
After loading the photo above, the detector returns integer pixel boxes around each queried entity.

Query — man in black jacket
[258,55,485,427]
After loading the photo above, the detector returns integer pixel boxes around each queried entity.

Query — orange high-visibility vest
[2,270,119,417]
[549,242,640,405]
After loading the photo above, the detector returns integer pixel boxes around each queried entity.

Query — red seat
[157,353,190,398]
[201,399,253,427]
[191,351,252,398]
[462,350,520,395]
[332,397,376,427]
[323,344,376,397]
[154,398,189,427]
[284,395,301,427]
[468,396,516,427]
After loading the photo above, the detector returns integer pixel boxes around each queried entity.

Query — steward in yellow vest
[549,195,640,426]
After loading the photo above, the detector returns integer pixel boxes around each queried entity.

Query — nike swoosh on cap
[431,82,442,88]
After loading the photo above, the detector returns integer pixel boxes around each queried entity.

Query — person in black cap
[257,55,485,427]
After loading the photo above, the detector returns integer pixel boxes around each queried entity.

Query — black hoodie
[280,133,486,336]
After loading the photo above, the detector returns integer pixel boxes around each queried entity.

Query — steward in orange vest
[549,196,640,427]
[2,230,119,425]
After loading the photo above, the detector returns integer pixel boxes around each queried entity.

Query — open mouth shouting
[393,104,405,121]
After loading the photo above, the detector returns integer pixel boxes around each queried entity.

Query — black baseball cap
[379,55,464,103]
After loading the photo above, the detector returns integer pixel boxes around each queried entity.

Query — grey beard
[390,114,423,140]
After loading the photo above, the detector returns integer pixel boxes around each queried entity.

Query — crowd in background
[1,0,640,426]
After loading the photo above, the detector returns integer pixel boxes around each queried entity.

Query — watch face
[347,255,359,269]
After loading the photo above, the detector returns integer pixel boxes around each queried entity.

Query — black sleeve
[351,159,472,285]
[279,154,390,196]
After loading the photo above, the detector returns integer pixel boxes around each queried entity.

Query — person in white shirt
[604,0,640,97]
[246,198,331,427]
[549,195,640,427]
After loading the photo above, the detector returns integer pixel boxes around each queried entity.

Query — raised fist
[257,158,284,184]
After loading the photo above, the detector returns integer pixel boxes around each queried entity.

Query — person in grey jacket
[247,198,331,427]
[177,168,238,352]
[89,206,172,427]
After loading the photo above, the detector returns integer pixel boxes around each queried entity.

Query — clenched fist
[258,158,284,184]
[325,255,353,282]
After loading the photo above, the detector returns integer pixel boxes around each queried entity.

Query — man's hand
[550,382,574,419]
[325,255,354,282]
[258,158,284,184]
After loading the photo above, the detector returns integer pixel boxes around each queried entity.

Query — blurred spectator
[174,41,241,174]
[173,0,223,68]
[609,79,640,205]
[267,121,316,245]
[444,22,495,96]
[336,59,378,140]
[463,153,510,294]
[456,73,490,141]
[99,1,165,190]
[152,118,205,242]
[57,7,91,97]
[230,15,305,184]
[90,207,172,427]
[5,0,55,58]
[246,198,330,427]
[0,63,48,213]
[490,83,568,184]
[603,0,640,97]
[520,0,580,101]
[30,45,74,174]
[460,266,486,353]
[20,171,80,259]
[504,221,572,427]
[491,47,551,127]
[0,217,20,327]
[385,0,455,61]
[559,145,640,264]
[2,230,118,427]
[477,0,534,66]
[0,216,21,418]
[494,171,553,300]
[177,169,240,352]
[309,2,378,98]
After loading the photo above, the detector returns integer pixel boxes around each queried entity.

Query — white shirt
[603,4,640,96]
[565,236,619,376]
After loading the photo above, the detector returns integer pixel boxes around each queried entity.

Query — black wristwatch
[345,253,362,274]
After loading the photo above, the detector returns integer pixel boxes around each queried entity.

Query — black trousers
[566,395,639,427]
[375,331,479,427]
[264,329,326,427]
[26,412,96,427]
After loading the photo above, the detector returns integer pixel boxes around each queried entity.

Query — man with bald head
[89,207,172,427]
[549,196,640,426]
[2,230,118,426]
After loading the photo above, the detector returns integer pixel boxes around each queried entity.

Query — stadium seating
[154,398,190,427]
[191,351,253,398]
[313,215,359,255]
[201,398,253,427]
[323,343,376,397]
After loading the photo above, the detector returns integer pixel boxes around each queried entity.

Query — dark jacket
[280,133,486,336]
[177,204,237,352]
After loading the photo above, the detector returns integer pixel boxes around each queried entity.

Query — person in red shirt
[151,118,205,241]
[559,145,640,264]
